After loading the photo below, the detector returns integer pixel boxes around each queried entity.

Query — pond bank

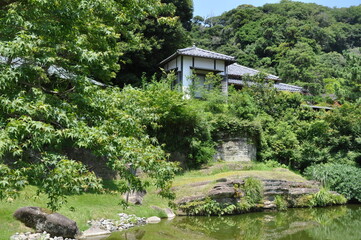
[106,204,361,240]
[172,164,346,216]
[2,162,348,240]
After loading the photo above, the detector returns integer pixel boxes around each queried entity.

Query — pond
[105,205,361,240]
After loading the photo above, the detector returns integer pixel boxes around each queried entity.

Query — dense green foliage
[0,0,182,210]
[179,177,264,216]
[115,0,192,86]
[191,1,361,100]
[295,188,347,207]
[1,0,360,211]
[305,164,361,202]
[241,177,263,205]
[187,75,361,171]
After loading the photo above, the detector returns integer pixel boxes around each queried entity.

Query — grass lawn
[0,161,307,240]
[0,185,168,240]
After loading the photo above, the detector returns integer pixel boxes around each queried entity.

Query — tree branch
[0,0,18,9]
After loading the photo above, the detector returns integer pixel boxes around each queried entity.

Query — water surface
[106,205,361,240]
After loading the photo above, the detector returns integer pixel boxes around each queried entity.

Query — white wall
[194,58,214,69]
[163,56,228,98]
[182,56,193,87]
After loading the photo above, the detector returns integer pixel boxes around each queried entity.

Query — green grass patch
[0,162,308,239]
[174,169,305,188]
[0,185,169,240]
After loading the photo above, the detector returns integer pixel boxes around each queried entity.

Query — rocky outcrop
[214,137,256,162]
[176,177,343,215]
[13,207,79,238]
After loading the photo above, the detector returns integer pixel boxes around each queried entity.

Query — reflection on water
[105,205,361,240]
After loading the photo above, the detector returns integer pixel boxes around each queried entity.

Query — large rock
[164,208,176,219]
[13,207,79,238]
[124,190,147,205]
[81,226,111,239]
[208,183,237,199]
[151,206,176,219]
[175,177,338,215]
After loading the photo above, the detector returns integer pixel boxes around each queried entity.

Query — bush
[242,177,264,205]
[304,164,361,202]
[275,195,288,211]
[295,188,347,207]
[178,197,233,216]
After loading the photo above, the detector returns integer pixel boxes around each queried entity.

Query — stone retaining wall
[214,137,256,162]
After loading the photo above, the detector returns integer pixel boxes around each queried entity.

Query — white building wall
[168,58,177,70]
[180,57,228,97]
[182,56,193,87]
[194,58,214,69]
[216,60,225,72]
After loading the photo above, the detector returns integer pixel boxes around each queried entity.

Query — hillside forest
[0,0,360,210]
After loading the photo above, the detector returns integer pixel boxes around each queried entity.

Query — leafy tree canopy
[0,0,178,210]
[190,1,361,101]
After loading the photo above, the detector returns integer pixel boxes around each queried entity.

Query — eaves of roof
[159,46,236,66]
[227,63,281,81]
[228,79,305,93]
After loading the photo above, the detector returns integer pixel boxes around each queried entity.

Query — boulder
[151,206,176,219]
[124,190,147,205]
[263,200,277,209]
[146,216,161,224]
[13,207,79,238]
[208,183,237,199]
[81,226,111,239]
[164,208,176,219]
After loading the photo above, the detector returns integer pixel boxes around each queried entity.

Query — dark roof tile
[160,46,235,65]
[227,63,281,81]
[228,79,305,93]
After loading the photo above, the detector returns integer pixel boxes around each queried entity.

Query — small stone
[146,216,161,224]
[164,208,176,219]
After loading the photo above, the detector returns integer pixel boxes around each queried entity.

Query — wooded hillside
[191,0,361,101]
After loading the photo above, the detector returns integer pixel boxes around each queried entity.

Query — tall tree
[115,0,192,86]
[0,0,177,210]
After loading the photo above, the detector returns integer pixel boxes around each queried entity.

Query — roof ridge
[196,47,235,58]
[230,63,259,73]
[178,46,195,53]
[179,46,234,59]
[277,83,303,89]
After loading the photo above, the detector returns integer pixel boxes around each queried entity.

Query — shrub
[295,188,347,207]
[275,195,288,211]
[178,197,235,216]
[304,164,361,202]
[242,177,264,205]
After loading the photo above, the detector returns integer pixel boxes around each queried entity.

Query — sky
[193,0,361,18]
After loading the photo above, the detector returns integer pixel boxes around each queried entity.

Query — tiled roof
[228,79,305,93]
[274,83,304,92]
[228,79,256,86]
[227,63,281,81]
[159,46,235,65]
